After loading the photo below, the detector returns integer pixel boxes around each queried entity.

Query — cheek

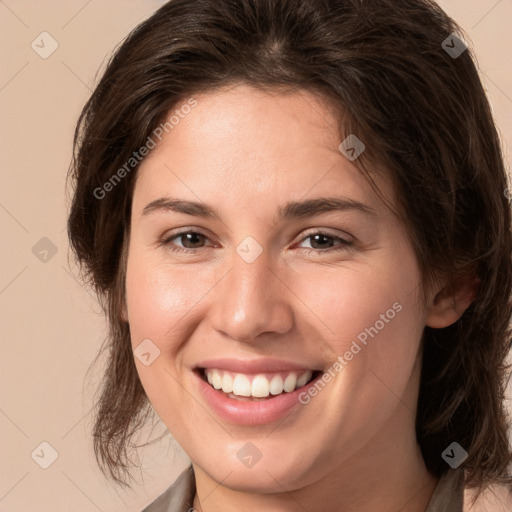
[291,255,424,449]
[291,245,424,393]
[124,254,208,423]
[125,255,206,344]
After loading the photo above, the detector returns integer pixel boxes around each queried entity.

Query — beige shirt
[141,465,464,511]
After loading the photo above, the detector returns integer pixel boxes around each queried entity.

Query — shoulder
[464,482,512,512]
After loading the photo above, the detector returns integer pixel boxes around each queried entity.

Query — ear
[425,271,480,329]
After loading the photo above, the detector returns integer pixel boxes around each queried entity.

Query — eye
[160,230,213,253]
[296,231,353,254]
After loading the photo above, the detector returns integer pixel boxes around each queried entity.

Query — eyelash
[159,229,354,255]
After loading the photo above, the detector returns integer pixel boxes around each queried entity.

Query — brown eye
[298,232,353,254]
[161,231,212,253]
[307,233,336,249]
[176,232,207,249]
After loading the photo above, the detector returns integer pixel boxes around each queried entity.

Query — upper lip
[195,358,321,374]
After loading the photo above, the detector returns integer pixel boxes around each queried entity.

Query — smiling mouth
[197,368,321,401]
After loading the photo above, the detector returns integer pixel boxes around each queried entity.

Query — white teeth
[221,373,233,393]
[283,373,297,392]
[296,370,312,388]
[269,375,284,395]
[203,369,315,398]
[232,374,251,396]
[251,375,270,397]
[212,372,222,390]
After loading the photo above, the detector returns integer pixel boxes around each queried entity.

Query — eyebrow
[142,196,377,222]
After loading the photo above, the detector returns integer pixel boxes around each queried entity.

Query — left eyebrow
[276,197,377,222]
[141,196,377,221]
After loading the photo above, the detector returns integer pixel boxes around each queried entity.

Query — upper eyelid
[163,228,215,244]
[297,227,353,242]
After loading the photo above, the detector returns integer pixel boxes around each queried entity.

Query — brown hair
[66,0,512,498]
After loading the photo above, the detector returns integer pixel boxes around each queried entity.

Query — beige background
[0,1,511,511]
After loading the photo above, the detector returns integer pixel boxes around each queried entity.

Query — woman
[67,0,512,510]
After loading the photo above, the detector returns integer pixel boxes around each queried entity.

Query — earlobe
[425,273,480,329]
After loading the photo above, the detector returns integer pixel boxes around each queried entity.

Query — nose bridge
[210,239,294,342]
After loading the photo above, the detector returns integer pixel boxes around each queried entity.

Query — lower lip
[194,370,322,425]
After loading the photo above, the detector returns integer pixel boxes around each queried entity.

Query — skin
[123,83,476,512]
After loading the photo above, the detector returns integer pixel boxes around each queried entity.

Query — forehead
[134,84,396,216]
[156,84,341,162]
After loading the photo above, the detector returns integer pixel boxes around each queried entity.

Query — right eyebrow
[142,198,219,219]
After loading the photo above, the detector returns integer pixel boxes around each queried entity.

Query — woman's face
[125,84,429,491]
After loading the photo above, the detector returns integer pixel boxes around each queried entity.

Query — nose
[209,245,294,343]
